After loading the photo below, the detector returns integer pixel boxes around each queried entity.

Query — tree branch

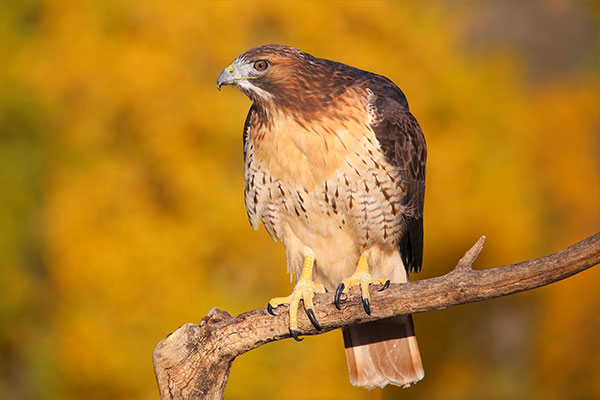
[153,233,600,400]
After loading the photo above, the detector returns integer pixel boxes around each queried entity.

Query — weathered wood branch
[153,233,600,400]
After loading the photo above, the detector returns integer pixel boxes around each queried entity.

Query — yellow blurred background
[1,1,598,399]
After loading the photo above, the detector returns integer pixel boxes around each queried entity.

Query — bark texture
[153,233,600,400]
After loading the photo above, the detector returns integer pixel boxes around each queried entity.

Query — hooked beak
[216,64,235,90]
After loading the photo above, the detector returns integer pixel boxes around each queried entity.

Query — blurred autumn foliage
[0,1,598,399]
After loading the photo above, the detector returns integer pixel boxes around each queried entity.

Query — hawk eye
[253,60,268,72]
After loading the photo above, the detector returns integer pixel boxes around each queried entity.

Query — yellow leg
[334,253,390,315]
[267,251,326,341]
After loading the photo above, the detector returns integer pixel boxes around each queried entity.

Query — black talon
[334,283,345,310]
[378,279,391,292]
[290,329,303,342]
[362,297,371,315]
[306,308,322,330]
[267,303,276,316]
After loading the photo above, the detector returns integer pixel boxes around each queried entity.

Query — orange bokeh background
[1,1,598,399]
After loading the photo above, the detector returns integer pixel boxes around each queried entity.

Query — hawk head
[217,44,352,113]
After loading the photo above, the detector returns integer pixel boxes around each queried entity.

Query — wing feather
[242,103,256,162]
[367,86,426,273]
[243,104,260,231]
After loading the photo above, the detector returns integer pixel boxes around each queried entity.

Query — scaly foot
[267,251,326,341]
[334,254,390,315]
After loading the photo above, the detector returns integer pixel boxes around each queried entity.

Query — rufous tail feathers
[343,315,424,389]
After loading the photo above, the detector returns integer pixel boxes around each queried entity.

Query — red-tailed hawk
[217,44,426,389]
